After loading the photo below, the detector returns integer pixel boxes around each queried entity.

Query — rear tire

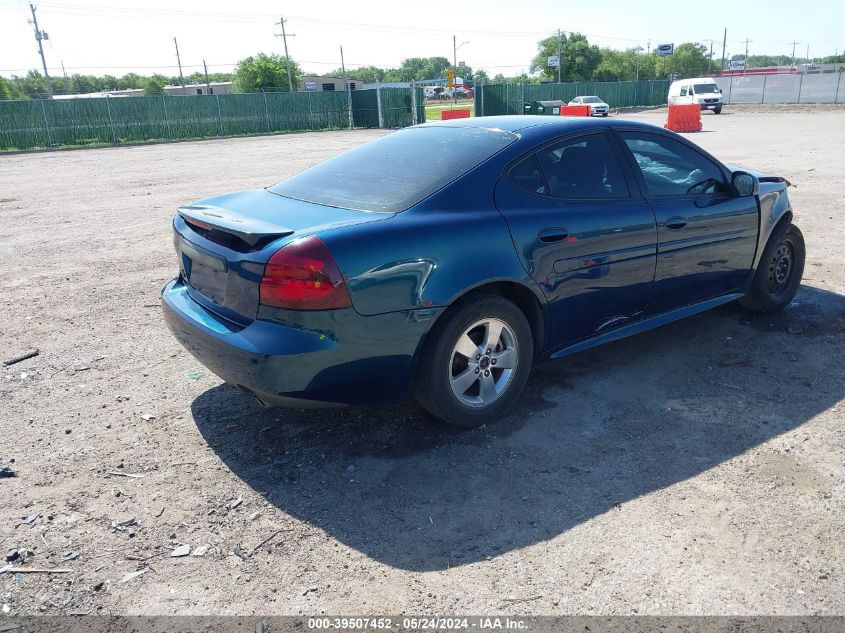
[739,222,805,313]
[413,294,533,427]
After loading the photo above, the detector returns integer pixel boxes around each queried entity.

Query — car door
[494,131,657,349]
[614,129,759,314]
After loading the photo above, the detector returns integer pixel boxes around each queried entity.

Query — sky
[1,0,844,79]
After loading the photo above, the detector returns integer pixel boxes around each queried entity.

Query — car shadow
[191,284,845,571]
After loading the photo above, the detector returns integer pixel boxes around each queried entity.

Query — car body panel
[162,278,436,405]
[162,116,792,408]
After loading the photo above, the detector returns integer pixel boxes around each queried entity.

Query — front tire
[740,222,805,313]
[414,294,533,427]
[714,106,722,114]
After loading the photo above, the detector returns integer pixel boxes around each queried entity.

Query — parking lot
[1,105,844,615]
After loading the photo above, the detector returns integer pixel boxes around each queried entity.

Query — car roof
[416,115,656,136]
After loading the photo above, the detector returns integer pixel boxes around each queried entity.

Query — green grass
[425,100,475,121]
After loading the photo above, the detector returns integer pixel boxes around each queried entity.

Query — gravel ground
[1,105,843,616]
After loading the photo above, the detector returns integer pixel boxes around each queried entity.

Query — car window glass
[270,127,516,212]
[536,133,629,199]
[680,86,688,96]
[619,131,726,196]
[509,154,548,195]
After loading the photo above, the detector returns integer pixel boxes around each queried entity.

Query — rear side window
[270,126,516,212]
[535,133,630,199]
[680,86,688,96]
[619,131,726,197]
[509,155,547,195]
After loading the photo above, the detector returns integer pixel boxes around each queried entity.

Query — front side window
[535,133,629,199]
[619,131,726,197]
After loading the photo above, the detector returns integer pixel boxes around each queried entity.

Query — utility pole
[453,35,457,104]
[203,59,211,94]
[61,59,69,93]
[173,37,185,87]
[720,28,727,76]
[707,40,714,75]
[340,45,352,129]
[28,3,52,98]
[557,28,562,83]
[806,44,810,66]
[275,17,296,92]
[743,38,751,75]
[790,41,800,68]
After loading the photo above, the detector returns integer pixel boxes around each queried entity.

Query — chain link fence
[0,86,425,152]
[714,73,844,104]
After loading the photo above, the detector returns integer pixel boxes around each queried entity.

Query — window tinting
[620,131,726,197]
[509,154,547,196]
[535,133,629,199]
[269,126,517,212]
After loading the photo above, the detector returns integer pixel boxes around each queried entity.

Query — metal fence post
[480,79,485,117]
[105,97,117,145]
[728,76,734,104]
[38,97,52,148]
[411,80,417,126]
[215,94,223,137]
[307,90,313,129]
[162,95,172,140]
[376,83,384,129]
[520,82,525,114]
[835,71,842,104]
[347,83,354,129]
[797,73,804,103]
[761,74,768,104]
[262,90,271,133]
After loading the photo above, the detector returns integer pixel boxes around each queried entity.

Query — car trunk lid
[173,188,391,323]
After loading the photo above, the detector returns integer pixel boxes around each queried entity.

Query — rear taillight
[259,235,352,310]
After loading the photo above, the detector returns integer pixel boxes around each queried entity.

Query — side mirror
[732,171,760,197]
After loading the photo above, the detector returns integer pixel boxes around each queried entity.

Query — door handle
[538,227,570,243]
[665,216,688,230]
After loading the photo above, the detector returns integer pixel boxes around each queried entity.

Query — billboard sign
[657,43,674,57]
[729,59,747,71]
[547,55,560,67]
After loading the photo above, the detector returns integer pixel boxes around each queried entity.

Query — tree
[473,69,489,84]
[234,53,302,92]
[327,65,387,84]
[382,57,451,82]
[660,43,710,78]
[143,75,166,96]
[591,47,658,81]
[0,76,27,100]
[530,32,602,82]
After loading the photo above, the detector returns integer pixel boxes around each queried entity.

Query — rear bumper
[161,278,436,407]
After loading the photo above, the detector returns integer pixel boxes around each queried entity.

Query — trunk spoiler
[177,204,294,247]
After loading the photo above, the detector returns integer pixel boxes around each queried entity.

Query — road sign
[446,69,455,88]
[657,43,674,57]
[547,55,560,67]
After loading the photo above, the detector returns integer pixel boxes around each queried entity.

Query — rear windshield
[269,126,517,212]
[694,83,719,94]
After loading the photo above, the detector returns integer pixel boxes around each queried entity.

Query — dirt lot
[1,105,844,616]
